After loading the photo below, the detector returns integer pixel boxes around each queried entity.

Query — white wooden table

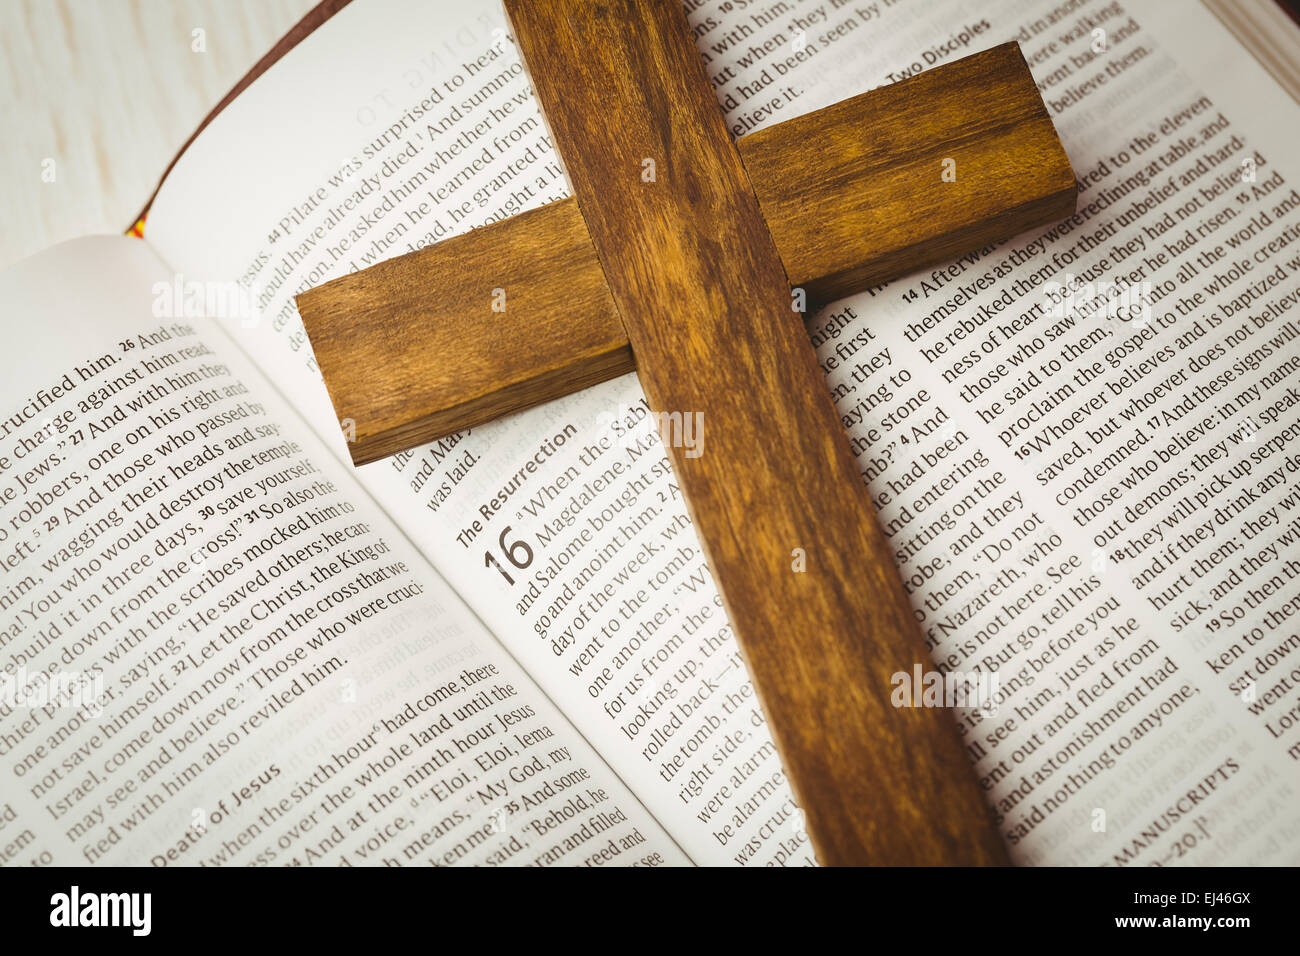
[0,0,314,268]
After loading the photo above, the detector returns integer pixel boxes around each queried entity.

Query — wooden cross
[297,0,1075,865]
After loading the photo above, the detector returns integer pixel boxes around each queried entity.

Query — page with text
[0,237,684,867]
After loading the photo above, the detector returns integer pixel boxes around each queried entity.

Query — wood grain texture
[505,0,1008,866]
[298,42,1074,466]
[297,196,630,465]
[738,42,1077,302]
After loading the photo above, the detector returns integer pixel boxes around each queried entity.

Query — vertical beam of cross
[503,0,1008,865]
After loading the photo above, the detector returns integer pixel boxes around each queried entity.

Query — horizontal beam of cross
[300,42,1074,466]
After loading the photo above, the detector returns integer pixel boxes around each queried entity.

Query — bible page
[0,236,683,867]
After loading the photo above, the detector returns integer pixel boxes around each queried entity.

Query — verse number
[484,526,533,585]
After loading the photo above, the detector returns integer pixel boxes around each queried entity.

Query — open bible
[2,0,1299,867]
